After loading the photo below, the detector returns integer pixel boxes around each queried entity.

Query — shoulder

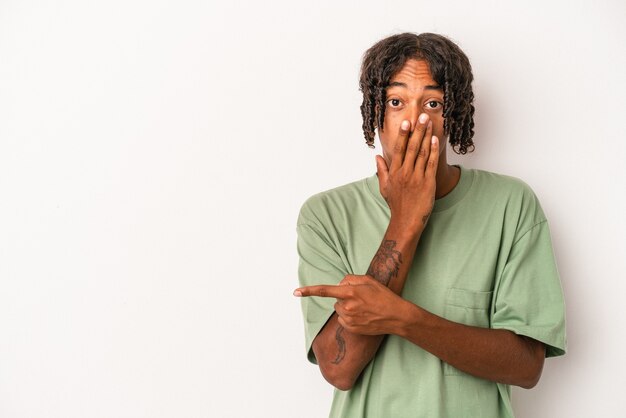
[470,168,539,201]
[467,167,547,231]
[471,168,535,196]
[297,176,373,227]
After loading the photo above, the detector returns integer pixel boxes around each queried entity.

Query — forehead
[388,59,437,87]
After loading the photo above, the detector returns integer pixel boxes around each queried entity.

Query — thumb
[375,154,389,181]
[375,155,389,194]
[342,274,374,285]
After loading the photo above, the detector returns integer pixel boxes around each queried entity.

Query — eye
[387,98,402,108]
[425,100,443,110]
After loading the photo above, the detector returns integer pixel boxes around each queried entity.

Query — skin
[294,59,546,391]
[378,59,459,202]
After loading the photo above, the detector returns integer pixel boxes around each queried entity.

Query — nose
[407,105,426,132]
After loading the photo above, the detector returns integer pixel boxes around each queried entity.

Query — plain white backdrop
[1,0,625,417]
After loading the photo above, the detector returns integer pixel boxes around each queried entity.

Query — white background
[1,0,625,417]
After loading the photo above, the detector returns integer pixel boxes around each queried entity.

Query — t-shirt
[296,165,567,418]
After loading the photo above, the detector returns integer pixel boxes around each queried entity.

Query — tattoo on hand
[331,325,346,364]
[366,240,403,286]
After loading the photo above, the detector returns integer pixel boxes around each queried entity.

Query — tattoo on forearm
[422,212,431,225]
[330,241,401,364]
[366,240,403,286]
[331,325,346,364]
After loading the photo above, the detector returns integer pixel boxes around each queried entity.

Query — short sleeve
[491,220,567,357]
[297,223,350,364]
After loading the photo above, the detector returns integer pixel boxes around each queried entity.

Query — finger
[293,285,349,299]
[334,301,345,316]
[375,155,389,194]
[339,274,360,286]
[336,315,349,330]
[389,120,410,172]
[403,113,429,169]
[341,274,374,286]
[425,135,440,178]
[415,119,433,173]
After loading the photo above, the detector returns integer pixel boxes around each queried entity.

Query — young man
[294,33,566,417]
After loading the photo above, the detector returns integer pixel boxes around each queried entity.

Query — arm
[398,303,546,388]
[297,278,546,389]
[296,114,545,389]
[308,224,422,390]
[301,116,438,390]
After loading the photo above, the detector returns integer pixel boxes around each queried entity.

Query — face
[378,59,447,166]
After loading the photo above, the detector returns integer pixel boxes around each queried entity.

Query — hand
[376,113,439,231]
[294,275,409,336]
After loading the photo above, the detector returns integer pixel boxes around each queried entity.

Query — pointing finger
[293,285,350,299]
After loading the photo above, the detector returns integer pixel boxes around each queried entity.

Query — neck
[434,151,461,199]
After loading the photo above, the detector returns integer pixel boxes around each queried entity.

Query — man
[293,33,566,417]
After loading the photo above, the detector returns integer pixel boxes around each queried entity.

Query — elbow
[319,363,356,391]
[518,374,540,389]
[517,354,545,389]
[313,344,358,391]
[516,338,546,389]
[329,377,355,392]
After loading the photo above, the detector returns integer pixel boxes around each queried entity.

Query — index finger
[293,285,348,299]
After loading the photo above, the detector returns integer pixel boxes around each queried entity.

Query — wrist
[394,300,423,338]
[388,217,424,241]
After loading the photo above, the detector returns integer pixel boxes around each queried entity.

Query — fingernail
[432,135,438,144]
[419,113,428,124]
[293,290,302,297]
[401,120,410,131]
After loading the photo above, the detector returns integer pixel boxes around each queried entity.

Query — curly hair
[359,32,475,154]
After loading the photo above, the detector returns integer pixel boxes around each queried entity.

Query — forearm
[309,117,439,390]
[312,220,422,390]
[396,303,546,388]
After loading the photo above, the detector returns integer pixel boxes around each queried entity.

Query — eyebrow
[387,81,442,90]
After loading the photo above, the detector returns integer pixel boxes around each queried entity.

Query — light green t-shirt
[297,165,566,418]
